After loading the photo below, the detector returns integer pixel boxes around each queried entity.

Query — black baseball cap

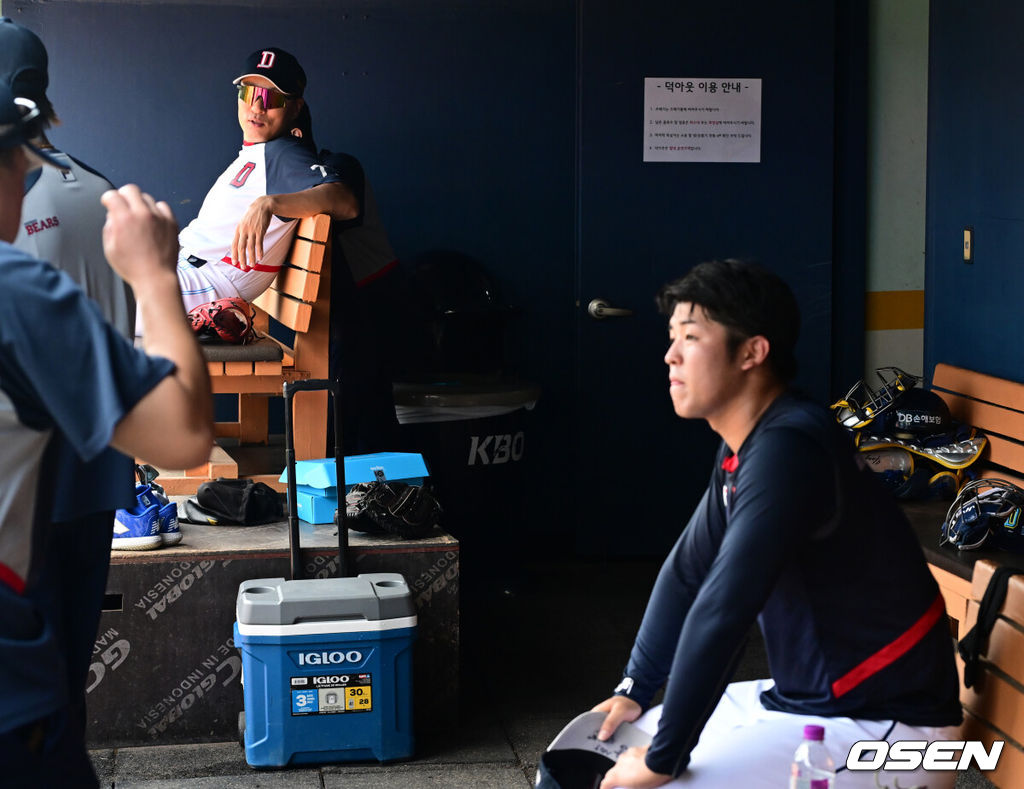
[233,47,306,97]
[0,83,67,171]
[0,17,49,104]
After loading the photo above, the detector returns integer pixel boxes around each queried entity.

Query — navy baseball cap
[233,47,306,97]
[535,711,652,789]
[0,83,67,171]
[0,18,49,104]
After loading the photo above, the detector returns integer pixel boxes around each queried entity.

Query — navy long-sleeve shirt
[616,393,962,777]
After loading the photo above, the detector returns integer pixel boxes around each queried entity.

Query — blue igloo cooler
[234,572,416,767]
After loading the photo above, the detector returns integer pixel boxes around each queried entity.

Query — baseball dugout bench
[900,363,1024,787]
[955,559,1024,788]
[156,214,333,495]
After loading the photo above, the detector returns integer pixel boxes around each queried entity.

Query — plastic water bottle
[789,724,836,789]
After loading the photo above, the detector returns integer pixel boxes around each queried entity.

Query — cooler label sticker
[291,688,318,714]
[290,673,372,716]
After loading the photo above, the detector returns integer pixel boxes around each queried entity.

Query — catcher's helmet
[874,387,952,439]
[831,366,921,430]
[941,478,1024,553]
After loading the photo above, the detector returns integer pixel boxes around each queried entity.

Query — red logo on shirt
[230,162,256,188]
[24,215,60,235]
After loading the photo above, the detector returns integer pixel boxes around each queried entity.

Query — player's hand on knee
[592,695,642,742]
[232,196,273,270]
[599,746,671,789]
[101,184,178,283]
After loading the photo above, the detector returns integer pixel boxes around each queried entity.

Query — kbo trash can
[392,379,540,590]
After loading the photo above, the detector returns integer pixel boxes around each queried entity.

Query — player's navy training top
[319,150,398,285]
[614,392,962,778]
[0,243,171,731]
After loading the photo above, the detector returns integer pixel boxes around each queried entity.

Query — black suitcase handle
[283,379,347,580]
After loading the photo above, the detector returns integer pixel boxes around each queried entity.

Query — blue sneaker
[158,499,182,546]
[113,488,161,551]
[135,483,182,547]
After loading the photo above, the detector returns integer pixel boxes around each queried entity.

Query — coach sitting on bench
[590,260,962,789]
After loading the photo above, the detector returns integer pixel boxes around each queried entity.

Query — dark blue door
[575,1,837,556]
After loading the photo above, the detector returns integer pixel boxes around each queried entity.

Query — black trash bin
[403,250,519,379]
[392,379,540,596]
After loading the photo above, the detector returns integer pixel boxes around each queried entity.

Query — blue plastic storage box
[280,452,430,525]
[234,573,416,766]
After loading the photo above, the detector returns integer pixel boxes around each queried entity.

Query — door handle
[587,298,634,320]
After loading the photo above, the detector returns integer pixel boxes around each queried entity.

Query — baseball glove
[346,481,441,540]
[187,297,256,344]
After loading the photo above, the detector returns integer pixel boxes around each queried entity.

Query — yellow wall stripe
[865,289,925,331]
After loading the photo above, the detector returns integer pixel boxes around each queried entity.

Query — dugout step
[94,510,459,747]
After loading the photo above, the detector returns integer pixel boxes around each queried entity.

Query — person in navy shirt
[0,84,213,787]
[0,21,151,787]
[591,260,961,789]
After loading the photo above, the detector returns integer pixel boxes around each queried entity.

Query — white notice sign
[643,77,762,163]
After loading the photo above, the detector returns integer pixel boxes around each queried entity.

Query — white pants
[175,250,279,312]
[136,251,277,337]
[628,680,960,789]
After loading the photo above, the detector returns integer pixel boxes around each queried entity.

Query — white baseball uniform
[175,135,340,313]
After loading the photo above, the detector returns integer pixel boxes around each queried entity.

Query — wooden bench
[958,559,1024,788]
[157,214,333,495]
[900,363,1024,787]
[903,364,1024,638]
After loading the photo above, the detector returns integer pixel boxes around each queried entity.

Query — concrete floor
[86,558,995,788]
[86,558,659,787]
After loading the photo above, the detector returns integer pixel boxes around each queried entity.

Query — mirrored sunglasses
[236,84,291,110]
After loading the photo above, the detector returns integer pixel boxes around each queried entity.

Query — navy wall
[926,2,1024,382]
[832,0,868,398]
